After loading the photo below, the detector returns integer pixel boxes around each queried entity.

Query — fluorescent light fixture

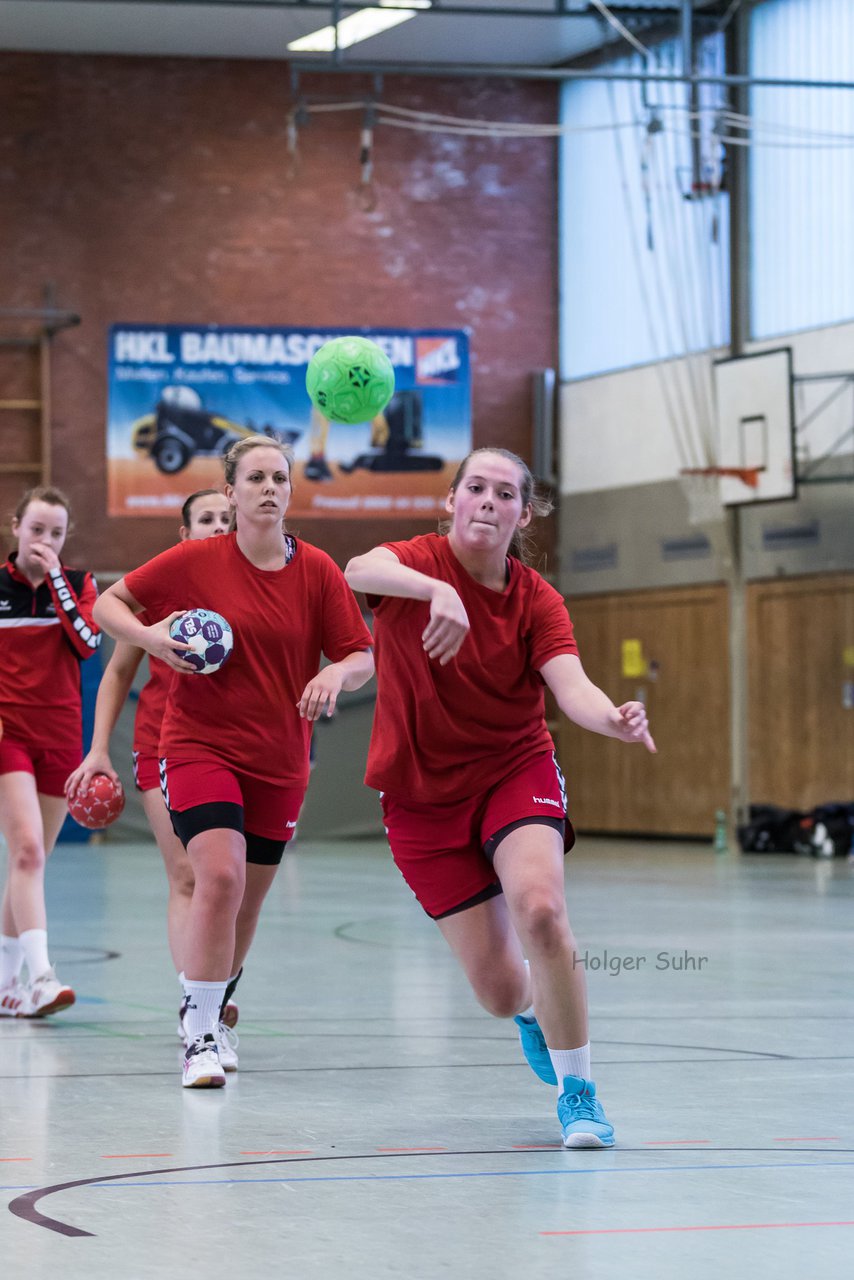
[287,3,427,54]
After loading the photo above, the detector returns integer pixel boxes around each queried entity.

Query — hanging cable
[716,0,745,35]
[590,0,651,59]
[286,108,301,179]
[607,77,695,472]
[357,102,377,211]
[286,97,854,148]
[640,116,661,251]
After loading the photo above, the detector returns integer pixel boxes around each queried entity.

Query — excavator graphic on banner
[131,386,299,474]
[304,389,444,481]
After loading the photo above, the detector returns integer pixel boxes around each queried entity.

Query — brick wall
[1,53,558,572]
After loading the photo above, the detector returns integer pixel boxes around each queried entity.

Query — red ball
[67,774,126,830]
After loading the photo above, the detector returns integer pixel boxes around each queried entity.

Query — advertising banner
[106,324,471,519]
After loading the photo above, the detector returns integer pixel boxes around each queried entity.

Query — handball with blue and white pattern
[170,608,233,675]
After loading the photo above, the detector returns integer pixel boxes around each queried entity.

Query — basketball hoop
[678,467,764,527]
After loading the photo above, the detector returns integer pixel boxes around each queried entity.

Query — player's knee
[472,971,528,1019]
[514,890,567,954]
[8,833,46,875]
[195,859,243,908]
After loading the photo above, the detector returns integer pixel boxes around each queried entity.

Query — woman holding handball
[346,448,655,1148]
[94,437,373,1088]
[0,487,101,1018]
[65,489,246,1053]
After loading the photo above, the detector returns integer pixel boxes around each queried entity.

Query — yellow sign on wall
[621,638,647,679]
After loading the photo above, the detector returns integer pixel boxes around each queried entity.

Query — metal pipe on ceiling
[32,1,708,16]
[291,60,854,90]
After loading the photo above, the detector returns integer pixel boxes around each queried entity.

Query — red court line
[100,1154,174,1160]
[543,1221,854,1237]
[773,1138,840,1142]
[240,1150,313,1156]
[0,1157,32,1162]
[643,1140,710,1146]
[376,1152,450,1162]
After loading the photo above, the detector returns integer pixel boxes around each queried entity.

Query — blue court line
[83,1160,854,1189]
[7,1158,851,1199]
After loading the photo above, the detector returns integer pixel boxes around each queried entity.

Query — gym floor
[1,836,852,1279]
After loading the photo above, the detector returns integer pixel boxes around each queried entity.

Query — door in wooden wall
[557,585,730,836]
[747,573,854,809]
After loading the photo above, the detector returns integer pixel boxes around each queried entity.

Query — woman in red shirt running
[65,489,246,1054]
[0,486,101,1018]
[346,448,655,1148]
[94,437,373,1089]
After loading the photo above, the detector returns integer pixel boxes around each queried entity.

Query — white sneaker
[24,968,75,1018]
[0,980,26,1017]
[214,1021,239,1072]
[182,1033,226,1088]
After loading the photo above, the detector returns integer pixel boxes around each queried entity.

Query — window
[559,35,730,379]
[750,0,854,338]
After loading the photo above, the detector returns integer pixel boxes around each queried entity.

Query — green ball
[305,336,396,425]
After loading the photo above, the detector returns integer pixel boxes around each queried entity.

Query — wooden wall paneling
[558,585,730,837]
[747,573,854,808]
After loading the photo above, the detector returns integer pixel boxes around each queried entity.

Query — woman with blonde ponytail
[95,437,373,1089]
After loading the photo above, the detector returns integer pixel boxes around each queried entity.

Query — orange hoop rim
[679,466,765,490]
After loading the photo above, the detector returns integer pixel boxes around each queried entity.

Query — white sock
[517,958,534,1019]
[182,979,227,1043]
[0,935,23,986]
[178,971,188,998]
[20,929,51,981]
[548,1043,591,1088]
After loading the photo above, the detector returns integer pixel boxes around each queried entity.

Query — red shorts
[160,757,304,843]
[132,750,160,792]
[0,738,82,798]
[380,751,574,920]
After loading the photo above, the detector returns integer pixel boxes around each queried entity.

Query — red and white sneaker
[0,980,26,1017]
[23,968,76,1017]
[182,1033,226,1089]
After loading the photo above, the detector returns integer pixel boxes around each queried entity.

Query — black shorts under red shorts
[380,751,574,920]
[159,757,304,843]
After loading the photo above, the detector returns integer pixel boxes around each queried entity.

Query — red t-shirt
[132,610,172,756]
[125,533,372,787]
[365,533,578,803]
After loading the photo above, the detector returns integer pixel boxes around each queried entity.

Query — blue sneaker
[557,1075,615,1148]
[513,1014,557,1085]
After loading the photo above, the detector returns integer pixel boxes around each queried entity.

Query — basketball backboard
[713,347,796,506]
